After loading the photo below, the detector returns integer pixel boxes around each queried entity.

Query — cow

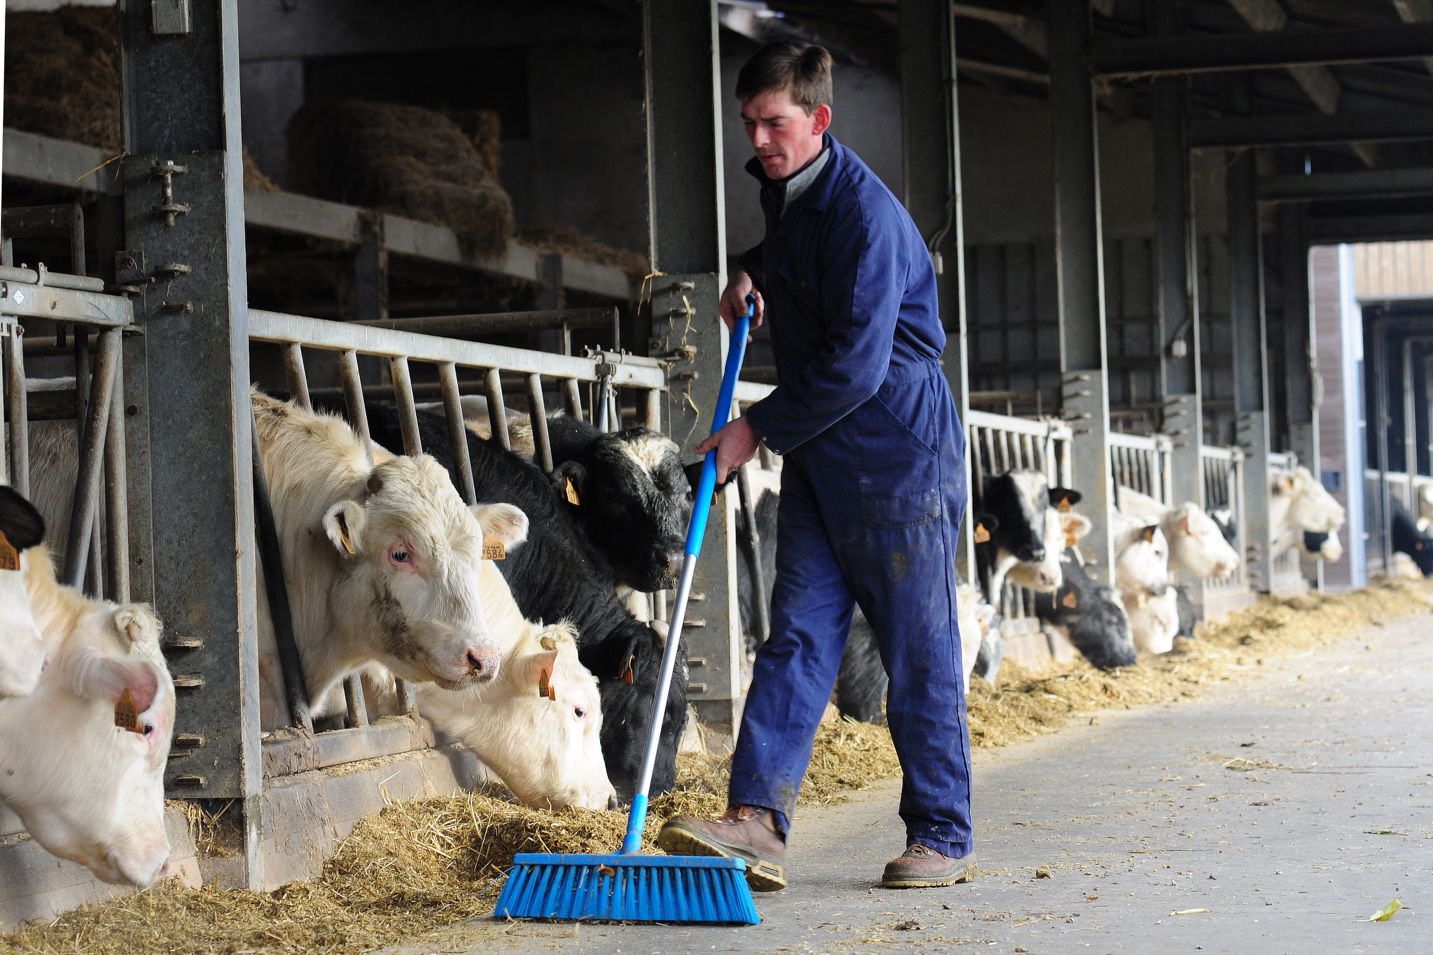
[1,545,174,886]
[1116,485,1241,579]
[1110,506,1171,598]
[352,403,687,801]
[251,392,509,731]
[0,487,47,698]
[1269,466,1346,560]
[1126,585,1180,655]
[1035,511,1137,670]
[1300,529,1343,562]
[1392,501,1433,576]
[975,470,1079,606]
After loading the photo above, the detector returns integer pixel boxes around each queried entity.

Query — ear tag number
[483,536,506,561]
[973,523,990,544]
[1062,591,1078,609]
[565,478,580,506]
[538,669,557,701]
[115,688,142,734]
[0,530,18,572]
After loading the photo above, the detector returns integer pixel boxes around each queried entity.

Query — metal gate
[1201,445,1257,617]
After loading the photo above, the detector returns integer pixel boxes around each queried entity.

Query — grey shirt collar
[768,146,832,220]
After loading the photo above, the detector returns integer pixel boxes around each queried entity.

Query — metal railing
[1200,445,1254,615]
[966,410,1073,633]
[1266,452,1308,596]
[1108,431,1173,506]
[247,310,668,776]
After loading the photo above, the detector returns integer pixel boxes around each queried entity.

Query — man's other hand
[719,271,765,339]
[695,416,761,484]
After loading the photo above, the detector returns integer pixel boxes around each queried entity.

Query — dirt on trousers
[3,578,1428,955]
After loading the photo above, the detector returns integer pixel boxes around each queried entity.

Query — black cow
[1392,502,1433,576]
[545,415,695,593]
[1034,510,1137,670]
[353,403,689,800]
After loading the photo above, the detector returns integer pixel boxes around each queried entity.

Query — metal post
[105,358,130,603]
[484,368,511,452]
[1281,204,1316,471]
[527,373,554,473]
[438,362,477,504]
[117,0,261,887]
[900,0,972,580]
[388,356,422,716]
[63,328,119,591]
[5,330,27,497]
[564,378,584,420]
[1050,0,1116,579]
[1226,84,1274,592]
[282,343,310,409]
[643,0,738,744]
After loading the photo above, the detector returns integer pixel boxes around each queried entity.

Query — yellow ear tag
[114,688,141,734]
[0,530,18,572]
[565,477,580,506]
[973,523,991,544]
[483,536,506,561]
[1062,591,1078,609]
[537,669,549,699]
[1057,497,1072,513]
[1065,530,1079,549]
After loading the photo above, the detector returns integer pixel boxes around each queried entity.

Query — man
[657,42,974,892]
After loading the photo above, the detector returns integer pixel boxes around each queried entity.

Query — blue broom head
[494,852,760,924]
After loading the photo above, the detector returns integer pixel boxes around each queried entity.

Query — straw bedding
[4,579,1427,954]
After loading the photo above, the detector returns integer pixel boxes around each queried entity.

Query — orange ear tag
[621,655,635,685]
[0,530,18,572]
[538,669,551,699]
[973,523,991,544]
[1065,530,1079,549]
[565,478,580,506]
[482,536,506,560]
[114,688,142,734]
[1061,591,1078,609]
[1057,497,1073,513]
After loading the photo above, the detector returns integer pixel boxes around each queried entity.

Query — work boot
[881,843,977,888]
[657,805,788,892]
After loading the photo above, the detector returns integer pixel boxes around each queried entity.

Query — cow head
[0,488,47,698]
[0,590,173,887]
[981,470,1066,563]
[1166,502,1241,578]
[1301,528,1343,562]
[553,428,691,592]
[1128,586,1180,655]
[1116,521,1170,597]
[1275,466,1346,534]
[321,456,522,691]
[1005,507,1065,592]
[589,619,688,803]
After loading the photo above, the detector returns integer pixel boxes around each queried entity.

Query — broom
[493,297,762,925]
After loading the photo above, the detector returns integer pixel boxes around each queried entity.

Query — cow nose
[1025,546,1045,562]
[666,551,685,577]
[466,647,501,678]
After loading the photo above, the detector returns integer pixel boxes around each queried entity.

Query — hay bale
[443,108,503,179]
[242,150,279,192]
[5,6,121,152]
[287,101,515,259]
[519,223,651,280]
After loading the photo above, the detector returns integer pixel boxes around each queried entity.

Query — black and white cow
[1392,502,1433,577]
[353,403,688,801]
[1035,510,1137,670]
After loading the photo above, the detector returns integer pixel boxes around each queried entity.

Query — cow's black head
[0,486,44,552]
[981,470,1053,563]
[583,623,688,802]
[553,428,691,592]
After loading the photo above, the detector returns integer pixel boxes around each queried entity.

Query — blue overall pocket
[852,375,944,530]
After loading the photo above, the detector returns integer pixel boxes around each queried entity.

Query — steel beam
[643,0,738,745]
[1257,167,1433,203]
[901,0,972,580]
[1093,22,1433,77]
[1051,0,1116,580]
[1307,213,1433,243]
[1226,125,1273,594]
[118,0,262,888]
[1190,111,1433,149]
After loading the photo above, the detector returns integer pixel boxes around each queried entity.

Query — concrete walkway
[384,612,1433,954]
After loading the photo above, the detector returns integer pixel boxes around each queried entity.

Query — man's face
[740,87,831,180]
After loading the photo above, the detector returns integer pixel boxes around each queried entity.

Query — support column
[642,0,739,747]
[1050,0,1116,579]
[900,0,971,578]
[118,0,262,887]
[1280,203,1320,583]
[1226,94,1273,592]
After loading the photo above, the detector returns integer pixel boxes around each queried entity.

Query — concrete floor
[382,611,1433,954]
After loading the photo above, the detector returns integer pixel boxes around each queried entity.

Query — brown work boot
[881,843,977,888]
[657,805,788,892]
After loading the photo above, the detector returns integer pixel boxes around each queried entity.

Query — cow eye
[391,548,410,563]
[143,723,154,736]
[573,707,586,720]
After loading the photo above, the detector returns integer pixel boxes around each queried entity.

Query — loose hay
[517,224,650,280]
[5,6,121,152]
[5,579,1425,954]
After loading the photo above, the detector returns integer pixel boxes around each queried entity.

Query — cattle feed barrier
[1267,452,1309,597]
[1200,445,1258,618]
[245,309,671,775]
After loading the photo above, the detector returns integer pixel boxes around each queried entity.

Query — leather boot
[881,843,977,888]
[657,805,788,892]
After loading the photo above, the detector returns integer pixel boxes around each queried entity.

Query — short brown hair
[736,42,833,114]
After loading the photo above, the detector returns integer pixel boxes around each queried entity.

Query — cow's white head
[1116,521,1170,596]
[1274,466,1346,534]
[0,591,173,887]
[0,487,48,698]
[322,457,528,690]
[1166,502,1241,578]
[1128,586,1180,655]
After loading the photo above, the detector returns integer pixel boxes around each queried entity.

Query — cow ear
[1140,523,1159,543]
[370,442,398,465]
[683,460,737,491]
[1178,515,1190,535]
[1049,487,1082,509]
[972,513,997,544]
[322,500,366,557]
[552,461,588,506]
[471,502,530,550]
[1060,512,1093,540]
[111,605,162,652]
[0,486,44,552]
[525,648,562,700]
[62,645,161,713]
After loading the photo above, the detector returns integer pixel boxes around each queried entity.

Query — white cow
[1,545,174,886]
[1117,485,1241,579]
[0,487,48,697]
[1269,466,1346,559]
[252,391,509,730]
[1126,586,1180,655]
[1110,505,1171,597]
[361,506,614,810]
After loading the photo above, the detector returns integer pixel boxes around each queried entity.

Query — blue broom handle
[622,298,754,854]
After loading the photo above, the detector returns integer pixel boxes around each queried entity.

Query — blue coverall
[730,133,973,859]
